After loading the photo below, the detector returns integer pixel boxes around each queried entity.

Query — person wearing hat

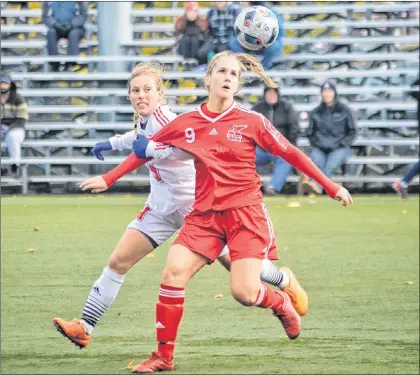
[252,84,300,195]
[301,81,356,195]
[1,72,28,176]
[175,2,208,63]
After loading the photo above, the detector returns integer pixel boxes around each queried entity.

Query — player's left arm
[254,116,352,206]
[145,139,193,160]
[132,113,195,161]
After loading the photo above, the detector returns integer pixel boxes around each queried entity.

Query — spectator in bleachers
[301,81,356,195]
[175,1,208,64]
[392,75,420,199]
[197,1,240,65]
[42,1,87,72]
[229,1,284,70]
[252,85,300,195]
[1,72,28,177]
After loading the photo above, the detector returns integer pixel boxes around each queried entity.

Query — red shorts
[173,204,278,262]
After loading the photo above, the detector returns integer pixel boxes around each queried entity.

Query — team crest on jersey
[227,125,248,142]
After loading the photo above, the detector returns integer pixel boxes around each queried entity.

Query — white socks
[260,258,289,289]
[81,266,125,335]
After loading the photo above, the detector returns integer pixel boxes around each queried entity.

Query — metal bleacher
[1,1,419,194]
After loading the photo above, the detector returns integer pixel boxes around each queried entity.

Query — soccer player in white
[52,63,299,349]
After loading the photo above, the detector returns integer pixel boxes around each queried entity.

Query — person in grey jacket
[42,1,87,71]
[302,81,356,194]
[252,85,301,195]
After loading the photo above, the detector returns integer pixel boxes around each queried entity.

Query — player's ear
[204,73,211,90]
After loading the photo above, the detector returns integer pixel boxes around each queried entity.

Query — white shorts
[127,205,191,246]
[128,205,230,259]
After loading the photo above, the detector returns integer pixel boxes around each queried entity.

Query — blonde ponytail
[236,53,277,88]
[133,112,140,130]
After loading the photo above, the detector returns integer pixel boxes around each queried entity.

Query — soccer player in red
[100,51,353,373]
[52,63,302,351]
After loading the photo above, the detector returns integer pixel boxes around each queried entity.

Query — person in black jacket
[252,85,300,195]
[302,81,356,194]
[175,2,208,62]
[42,1,87,71]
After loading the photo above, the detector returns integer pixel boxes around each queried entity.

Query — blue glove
[91,140,112,161]
[132,134,150,158]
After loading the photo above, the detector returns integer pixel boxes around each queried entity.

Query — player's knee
[161,263,191,286]
[107,253,130,275]
[230,284,260,306]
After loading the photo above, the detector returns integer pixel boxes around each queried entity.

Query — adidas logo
[209,128,218,136]
[92,286,101,296]
[156,321,166,329]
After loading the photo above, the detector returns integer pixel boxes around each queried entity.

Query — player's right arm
[81,114,194,192]
[80,153,149,193]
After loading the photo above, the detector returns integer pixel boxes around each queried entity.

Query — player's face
[206,57,240,100]
[321,88,335,106]
[129,75,162,117]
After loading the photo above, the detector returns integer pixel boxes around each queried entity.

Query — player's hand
[132,134,149,158]
[333,186,353,207]
[79,175,109,193]
[92,140,112,161]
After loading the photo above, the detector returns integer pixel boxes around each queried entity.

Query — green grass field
[1,195,419,374]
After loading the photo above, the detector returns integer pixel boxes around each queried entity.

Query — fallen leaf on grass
[406,281,414,285]
[122,360,136,370]
[33,227,39,231]
[146,253,156,258]
[214,294,224,299]
[308,194,317,204]
[26,248,36,253]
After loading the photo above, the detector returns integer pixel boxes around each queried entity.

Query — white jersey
[108,105,195,214]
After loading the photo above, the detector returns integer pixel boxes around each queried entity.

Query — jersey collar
[197,101,237,123]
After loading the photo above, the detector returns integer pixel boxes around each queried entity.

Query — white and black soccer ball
[234,6,279,51]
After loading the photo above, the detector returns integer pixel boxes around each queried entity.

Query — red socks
[156,284,185,361]
[254,283,284,309]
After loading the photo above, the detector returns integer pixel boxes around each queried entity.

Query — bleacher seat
[1,1,418,194]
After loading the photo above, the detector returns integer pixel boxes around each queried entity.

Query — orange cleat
[280,267,308,316]
[272,290,301,340]
[132,351,174,373]
[52,318,91,349]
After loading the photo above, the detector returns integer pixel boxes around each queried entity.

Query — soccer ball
[234,6,279,51]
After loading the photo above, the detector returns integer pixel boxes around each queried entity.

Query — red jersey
[151,102,339,212]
